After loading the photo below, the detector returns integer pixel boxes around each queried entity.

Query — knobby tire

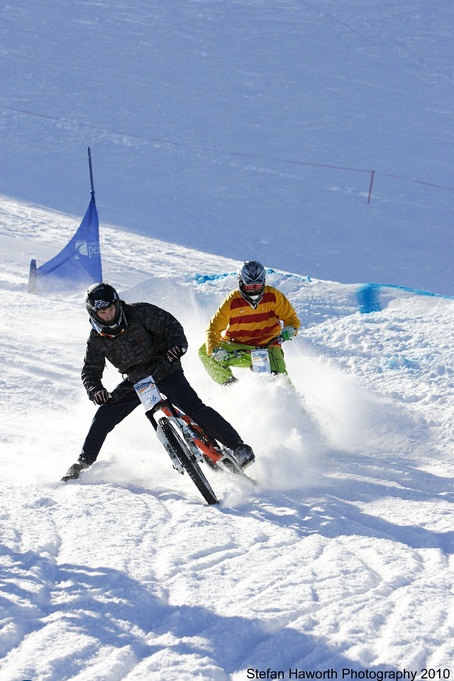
[159,419,219,506]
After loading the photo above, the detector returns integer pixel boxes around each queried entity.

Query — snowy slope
[1,0,454,293]
[0,201,453,680]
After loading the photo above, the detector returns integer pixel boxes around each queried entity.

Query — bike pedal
[221,458,241,474]
[203,455,220,471]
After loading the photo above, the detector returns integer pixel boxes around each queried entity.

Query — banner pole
[28,259,37,294]
[87,147,95,196]
[367,169,375,204]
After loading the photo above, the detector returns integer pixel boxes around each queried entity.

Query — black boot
[233,444,255,469]
[61,461,90,482]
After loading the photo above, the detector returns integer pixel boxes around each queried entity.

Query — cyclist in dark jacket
[62,283,255,481]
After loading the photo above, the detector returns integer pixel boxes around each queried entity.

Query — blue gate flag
[28,193,102,294]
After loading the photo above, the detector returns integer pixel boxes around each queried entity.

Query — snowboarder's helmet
[85,282,126,336]
[238,261,266,307]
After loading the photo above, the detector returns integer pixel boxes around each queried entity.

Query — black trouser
[80,368,243,464]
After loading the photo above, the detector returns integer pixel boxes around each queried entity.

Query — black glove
[93,389,110,405]
[166,345,187,362]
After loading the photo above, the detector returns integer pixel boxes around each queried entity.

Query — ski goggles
[242,283,264,292]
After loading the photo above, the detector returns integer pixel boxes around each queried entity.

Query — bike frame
[160,403,225,467]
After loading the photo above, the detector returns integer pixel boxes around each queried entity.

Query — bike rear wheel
[158,419,219,505]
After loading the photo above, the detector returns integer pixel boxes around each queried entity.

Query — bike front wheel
[158,419,219,505]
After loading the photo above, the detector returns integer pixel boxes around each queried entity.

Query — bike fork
[155,424,185,474]
[144,407,184,474]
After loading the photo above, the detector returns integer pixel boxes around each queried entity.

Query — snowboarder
[199,261,300,385]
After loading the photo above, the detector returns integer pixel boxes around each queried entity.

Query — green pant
[199,340,288,385]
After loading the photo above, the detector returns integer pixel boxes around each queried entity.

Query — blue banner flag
[28,193,102,294]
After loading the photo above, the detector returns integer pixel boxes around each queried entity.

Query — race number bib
[251,349,271,374]
[134,375,162,411]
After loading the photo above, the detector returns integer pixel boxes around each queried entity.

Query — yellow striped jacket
[205,286,300,354]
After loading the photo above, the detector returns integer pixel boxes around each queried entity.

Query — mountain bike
[134,375,254,506]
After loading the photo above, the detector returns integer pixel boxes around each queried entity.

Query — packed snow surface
[0,202,453,680]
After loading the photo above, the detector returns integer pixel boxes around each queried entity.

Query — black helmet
[85,282,126,336]
[238,261,266,307]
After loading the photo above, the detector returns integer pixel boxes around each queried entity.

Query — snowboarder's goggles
[242,283,264,292]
